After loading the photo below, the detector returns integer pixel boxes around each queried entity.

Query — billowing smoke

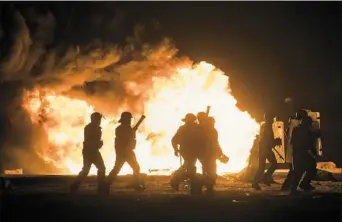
[0,4,259,175]
[0,5,188,173]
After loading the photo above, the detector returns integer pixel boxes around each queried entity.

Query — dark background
[0,2,341,167]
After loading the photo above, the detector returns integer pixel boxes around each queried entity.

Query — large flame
[22,61,260,175]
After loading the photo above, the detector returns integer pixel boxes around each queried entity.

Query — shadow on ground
[0,174,341,222]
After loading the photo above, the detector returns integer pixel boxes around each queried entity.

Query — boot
[132,175,146,192]
[170,171,183,191]
[205,186,214,195]
[252,183,261,190]
[299,183,315,191]
[261,176,276,186]
[190,175,203,195]
[266,178,278,184]
[170,181,179,191]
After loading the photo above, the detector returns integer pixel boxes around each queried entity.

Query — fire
[22,61,260,175]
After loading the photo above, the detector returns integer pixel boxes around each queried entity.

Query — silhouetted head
[119,112,133,125]
[295,109,308,120]
[182,113,197,123]
[208,117,215,127]
[263,112,275,123]
[90,112,102,126]
[197,112,207,124]
[302,115,313,127]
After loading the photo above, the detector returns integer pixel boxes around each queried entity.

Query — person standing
[70,112,106,194]
[252,112,278,190]
[170,113,202,194]
[281,109,307,191]
[289,115,318,194]
[201,117,225,194]
[106,112,145,192]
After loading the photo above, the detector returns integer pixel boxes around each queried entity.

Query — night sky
[1,2,342,166]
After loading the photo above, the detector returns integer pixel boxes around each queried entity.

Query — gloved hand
[218,154,229,164]
[273,138,282,146]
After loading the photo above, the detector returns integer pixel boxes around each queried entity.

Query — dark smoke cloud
[0,4,186,173]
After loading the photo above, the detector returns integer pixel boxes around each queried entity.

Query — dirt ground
[1,172,341,222]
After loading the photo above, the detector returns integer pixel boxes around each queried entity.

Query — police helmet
[91,112,102,122]
[197,112,207,121]
[302,115,313,125]
[182,113,197,123]
[208,116,215,124]
[295,109,308,120]
[118,112,133,123]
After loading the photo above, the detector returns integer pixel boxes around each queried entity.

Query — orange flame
[22,61,260,175]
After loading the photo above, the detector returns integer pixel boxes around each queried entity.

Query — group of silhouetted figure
[69,111,229,195]
[0,109,321,195]
[68,108,320,195]
[251,110,321,195]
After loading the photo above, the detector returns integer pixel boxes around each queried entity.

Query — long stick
[272,147,285,161]
[133,115,146,131]
[206,106,211,116]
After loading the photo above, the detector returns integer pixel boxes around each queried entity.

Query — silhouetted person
[201,116,225,194]
[290,115,319,194]
[196,112,211,175]
[303,118,321,190]
[281,109,307,191]
[252,112,278,190]
[170,113,202,194]
[70,112,106,193]
[291,116,320,194]
[106,112,145,192]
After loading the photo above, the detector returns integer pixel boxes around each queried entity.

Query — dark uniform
[106,112,144,191]
[70,112,106,193]
[170,113,202,193]
[196,112,211,178]
[281,110,306,191]
[252,113,278,190]
[201,117,224,193]
[290,116,319,194]
[302,127,320,189]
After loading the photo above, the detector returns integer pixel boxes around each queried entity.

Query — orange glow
[22,61,260,175]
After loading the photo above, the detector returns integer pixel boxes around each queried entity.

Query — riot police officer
[281,109,307,191]
[106,112,145,192]
[170,113,202,193]
[201,116,225,194]
[252,112,278,190]
[290,115,318,194]
[70,112,106,193]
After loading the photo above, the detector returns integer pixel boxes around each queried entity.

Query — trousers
[253,149,278,184]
